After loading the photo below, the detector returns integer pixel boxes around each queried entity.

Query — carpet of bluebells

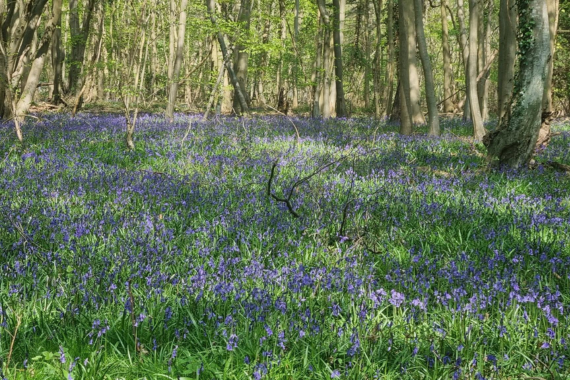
[1,114,570,379]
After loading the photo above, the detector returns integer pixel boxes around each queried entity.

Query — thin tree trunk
[414,0,439,135]
[312,17,323,118]
[322,28,332,118]
[166,0,188,120]
[14,0,63,129]
[68,0,96,95]
[441,0,455,113]
[384,0,395,116]
[332,0,347,117]
[373,0,383,118]
[398,0,414,133]
[468,0,485,141]
[457,0,471,120]
[206,0,249,114]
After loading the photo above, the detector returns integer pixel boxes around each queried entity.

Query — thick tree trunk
[399,0,424,126]
[536,0,559,150]
[166,0,188,120]
[485,0,551,168]
[232,0,252,114]
[398,81,413,135]
[497,0,518,124]
[468,0,485,141]
[414,0,439,136]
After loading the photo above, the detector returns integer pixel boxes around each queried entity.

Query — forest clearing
[2,0,570,378]
[1,114,570,379]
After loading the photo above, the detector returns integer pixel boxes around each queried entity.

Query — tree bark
[468,0,485,141]
[232,0,252,114]
[441,0,455,113]
[398,0,414,133]
[9,0,62,139]
[384,0,395,117]
[497,0,517,124]
[457,0,471,120]
[414,0,439,136]
[535,0,559,150]
[372,0,382,118]
[166,0,188,120]
[399,0,424,127]
[51,5,65,105]
[332,0,347,117]
[206,0,249,114]
[68,0,96,95]
[485,0,551,168]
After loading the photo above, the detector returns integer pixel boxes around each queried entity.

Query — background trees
[0,0,566,158]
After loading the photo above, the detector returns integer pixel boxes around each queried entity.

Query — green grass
[0,114,569,379]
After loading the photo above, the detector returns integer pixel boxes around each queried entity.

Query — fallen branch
[267,162,299,218]
[267,156,347,218]
[545,161,570,172]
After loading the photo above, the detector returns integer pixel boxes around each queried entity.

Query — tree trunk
[12,0,63,136]
[468,0,485,141]
[166,0,189,120]
[206,0,249,114]
[484,0,551,168]
[322,28,332,118]
[414,0,439,136]
[372,0,382,118]
[398,0,414,133]
[536,0,559,150]
[68,0,96,95]
[497,0,517,124]
[477,0,491,121]
[398,80,413,135]
[51,7,65,105]
[232,0,252,114]
[332,0,347,117]
[457,0,471,120]
[384,0,395,117]
[312,17,323,118]
[399,0,424,126]
[441,0,455,113]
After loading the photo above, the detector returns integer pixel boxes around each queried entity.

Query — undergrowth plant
[0,114,569,379]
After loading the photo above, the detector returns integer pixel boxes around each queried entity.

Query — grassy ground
[0,114,569,379]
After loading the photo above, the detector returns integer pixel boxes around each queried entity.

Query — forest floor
[1,114,570,379]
